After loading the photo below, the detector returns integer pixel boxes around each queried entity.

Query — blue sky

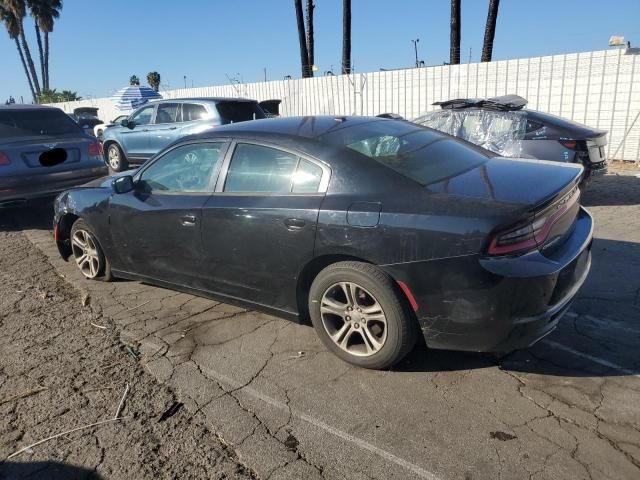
[2,0,639,101]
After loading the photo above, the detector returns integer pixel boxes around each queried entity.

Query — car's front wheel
[308,261,417,369]
[70,219,112,281]
[106,143,128,172]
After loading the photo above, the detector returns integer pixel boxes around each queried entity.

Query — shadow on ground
[582,171,640,206]
[0,198,54,233]
[0,461,102,480]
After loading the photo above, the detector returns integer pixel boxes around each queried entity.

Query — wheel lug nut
[346,316,351,321]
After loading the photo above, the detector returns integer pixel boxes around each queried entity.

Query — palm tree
[3,0,41,95]
[341,0,351,74]
[27,0,62,90]
[0,3,36,100]
[449,0,461,65]
[129,75,140,86]
[147,71,161,92]
[481,0,500,62]
[293,0,311,78]
[305,0,314,70]
[59,89,80,101]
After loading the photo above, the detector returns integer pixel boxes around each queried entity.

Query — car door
[147,102,183,155]
[119,105,156,159]
[200,141,329,313]
[108,141,229,286]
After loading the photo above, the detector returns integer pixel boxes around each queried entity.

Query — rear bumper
[0,165,108,205]
[382,207,594,353]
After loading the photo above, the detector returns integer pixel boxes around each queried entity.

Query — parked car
[53,116,592,369]
[414,95,608,184]
[102,97,267,172]
[69,107,104,132]
[259,99,282,117]
[0,105,107,208]
[94,115,129,140]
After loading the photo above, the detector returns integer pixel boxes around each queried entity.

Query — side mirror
[112,175,134,194]
[120,118,132,128]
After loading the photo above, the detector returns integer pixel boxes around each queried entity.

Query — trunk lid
[0,135,96,175]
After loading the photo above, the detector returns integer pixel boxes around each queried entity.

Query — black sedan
[53,116,593,369]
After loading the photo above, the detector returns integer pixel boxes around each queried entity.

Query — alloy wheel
[320,282,388,357]
[71,229,101,279]
[108,146,120,170]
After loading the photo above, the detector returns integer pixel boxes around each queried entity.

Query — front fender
[54,189,111,260]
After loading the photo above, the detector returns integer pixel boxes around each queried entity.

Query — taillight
[559,140,577,150]
[88,141,103,157]
[487,186,580,256]
[0,151,10,166]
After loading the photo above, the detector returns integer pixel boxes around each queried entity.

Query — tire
[106,143,128,172]
[70,219,112,282]
[308,261,417,369]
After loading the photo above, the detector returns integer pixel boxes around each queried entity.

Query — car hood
[427,157,583,212]
[81,170,133,189]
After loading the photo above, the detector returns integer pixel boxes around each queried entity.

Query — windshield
[0,109,83,138]
[320,120,489,185]
[216,101,266,124]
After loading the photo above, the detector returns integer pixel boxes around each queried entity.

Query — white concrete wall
[53,48,640,161]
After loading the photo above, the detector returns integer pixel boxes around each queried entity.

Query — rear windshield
[0,109,83,138]
[216,101,266,124]
[320,120,489,185]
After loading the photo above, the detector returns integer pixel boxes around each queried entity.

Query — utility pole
[263,68,267,82]
[411,38,420,68]
[183,75,187,88]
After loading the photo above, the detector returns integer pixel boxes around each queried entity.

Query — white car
[93,115,129,140]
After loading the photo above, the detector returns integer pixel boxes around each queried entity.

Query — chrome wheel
[320,282,388,357]
[107,145,120,170]
[71,229,101,279]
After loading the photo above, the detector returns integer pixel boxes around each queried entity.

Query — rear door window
[216,101,266,124]
[0,109,83,138]
[155,103,182,124]
[182,103,208,122]
[223,143,325,194]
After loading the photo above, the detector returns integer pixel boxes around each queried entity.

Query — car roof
[200,115,383,139]
[434,94,528,111]
[0,104,61,111]
[148,97,260,105]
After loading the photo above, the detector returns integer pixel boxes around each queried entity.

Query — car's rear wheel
[70,219,112,281]
[308,261,416,369]
[106,143,128,172]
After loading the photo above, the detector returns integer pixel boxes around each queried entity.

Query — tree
[341,0,351,74]
[0,3,36,100]
[129,75,140,86]
[293,0,311,78]
[305,0,314,69]
[27,0,62,90]
[58,89,80,101]
[449,0,461,65]
[147,71,161,92]
[37,88,80,103]
[481,0,500,62]
[2,0,41,96]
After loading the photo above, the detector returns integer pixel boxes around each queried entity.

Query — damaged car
[414,95,608,185]
[53,116,592,369]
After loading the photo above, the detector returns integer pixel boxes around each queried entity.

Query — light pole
[411,38,420,68]
[183,75,187,88]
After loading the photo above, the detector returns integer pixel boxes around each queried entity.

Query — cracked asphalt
[1,165,639,479]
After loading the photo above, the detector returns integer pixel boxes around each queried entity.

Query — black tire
[308,261,417,369]
[70,219,112,282]
[106,143,128,172]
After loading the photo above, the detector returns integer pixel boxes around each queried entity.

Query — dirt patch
[0,229,254,479]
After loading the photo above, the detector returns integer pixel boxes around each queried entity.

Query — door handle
[169,126,177,130]
[180,214,197,226]
[284,218,306,230]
